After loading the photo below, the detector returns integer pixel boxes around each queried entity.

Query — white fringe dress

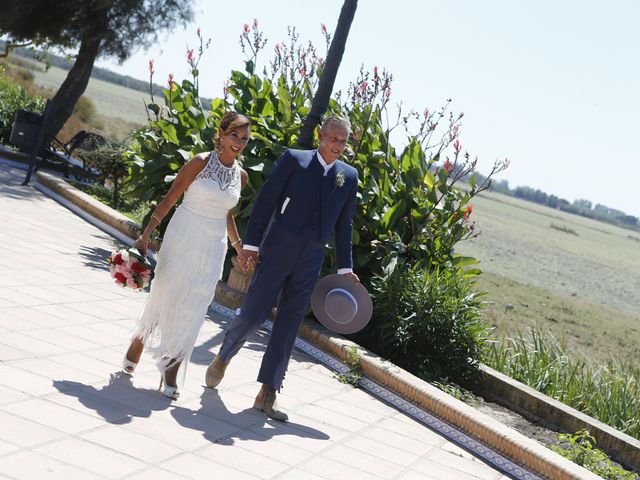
[131,152,240,387]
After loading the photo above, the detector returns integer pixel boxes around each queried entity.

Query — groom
[205,116,359,421]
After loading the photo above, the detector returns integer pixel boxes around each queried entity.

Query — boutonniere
[334,170,345,188]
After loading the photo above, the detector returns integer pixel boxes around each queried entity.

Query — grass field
[29,63,149,126]
[458,191,640,362]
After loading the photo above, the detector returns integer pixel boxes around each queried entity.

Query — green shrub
[0,66,45,144]
[486,328,640,439]
[359,263,491,382]
[551,430,639,479]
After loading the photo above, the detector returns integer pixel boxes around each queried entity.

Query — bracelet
[151,213,161,224]
[231,239,242,247]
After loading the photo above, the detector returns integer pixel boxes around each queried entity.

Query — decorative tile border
[209,303,542,480]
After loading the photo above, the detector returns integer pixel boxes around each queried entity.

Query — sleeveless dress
[131,152,241,387]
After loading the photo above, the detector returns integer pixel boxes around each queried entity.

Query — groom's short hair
[320,116,351,135]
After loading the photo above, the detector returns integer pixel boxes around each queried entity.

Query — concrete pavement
[0,163,523,480]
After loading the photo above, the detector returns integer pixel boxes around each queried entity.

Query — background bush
[359,262,491,381]
[0,65,45,145]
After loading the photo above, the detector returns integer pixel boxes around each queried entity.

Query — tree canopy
[0,0,194,137]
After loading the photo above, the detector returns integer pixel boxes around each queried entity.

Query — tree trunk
[45,35,101,139]
[298,0,358,149]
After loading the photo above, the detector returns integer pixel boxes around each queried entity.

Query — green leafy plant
[551,430,639,479]
[335,345,362,387]
[359,262,491,382]
[125,23,508,289]
[0,65,45,145]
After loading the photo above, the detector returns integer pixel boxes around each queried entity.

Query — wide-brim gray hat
[311,274,373,334]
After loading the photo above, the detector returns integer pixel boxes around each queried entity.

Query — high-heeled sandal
[121,357,138,375]
[158,372,180,400]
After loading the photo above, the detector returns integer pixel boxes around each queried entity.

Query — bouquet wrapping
[108,248,153,291]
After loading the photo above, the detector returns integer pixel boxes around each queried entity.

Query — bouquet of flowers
[108,248,153,291]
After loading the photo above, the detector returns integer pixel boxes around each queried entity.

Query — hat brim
[311,274,373,334]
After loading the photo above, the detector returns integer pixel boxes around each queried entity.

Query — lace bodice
[181,152,241,219]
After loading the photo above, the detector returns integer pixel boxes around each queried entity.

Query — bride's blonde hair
[214,112,251,154]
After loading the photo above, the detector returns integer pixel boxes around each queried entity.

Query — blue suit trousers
[218,224,324,390]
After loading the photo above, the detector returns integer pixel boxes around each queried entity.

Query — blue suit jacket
[243,148,358,270]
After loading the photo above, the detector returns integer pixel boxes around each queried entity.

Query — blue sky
[98,0,639,217]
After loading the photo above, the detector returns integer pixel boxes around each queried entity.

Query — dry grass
[459,191,640,364]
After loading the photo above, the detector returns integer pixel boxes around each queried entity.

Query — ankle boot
[253,384,288,422]
[205,356,230,388]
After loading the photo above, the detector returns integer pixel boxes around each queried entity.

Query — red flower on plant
[252,18,258,29]
[321,23,328,35]
[444,159,453,173]
[243,23,250,34]
[148,59,155,75]
[168,73,174,90]
[187,48,195,67]
[463,204,473,222]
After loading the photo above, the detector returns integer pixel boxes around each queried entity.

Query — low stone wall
[474,365,640,472]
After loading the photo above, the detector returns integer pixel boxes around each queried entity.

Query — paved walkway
[0,164,512,480]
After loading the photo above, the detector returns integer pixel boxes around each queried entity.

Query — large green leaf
[382,199,407,229]
[452,255,480,268]
[158,123,179,144]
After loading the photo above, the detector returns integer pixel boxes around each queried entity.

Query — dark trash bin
[10,109,44,152]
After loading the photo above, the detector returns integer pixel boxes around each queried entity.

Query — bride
[121,111,251,400]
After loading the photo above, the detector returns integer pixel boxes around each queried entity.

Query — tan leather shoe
[253,384,288,422]
[205,356,229,388]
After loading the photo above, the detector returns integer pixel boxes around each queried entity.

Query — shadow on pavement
[171,388,330,445]
[53,371,173,424]
[78,245,113,271]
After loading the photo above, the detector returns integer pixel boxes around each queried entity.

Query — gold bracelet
[151,213,161,224]
[231,239,242,247]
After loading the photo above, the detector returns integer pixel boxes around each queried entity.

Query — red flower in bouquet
[108,249,154,291]
[131,262,149,274]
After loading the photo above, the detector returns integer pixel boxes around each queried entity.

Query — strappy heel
[122,338,143,374]
[159,371,180,400]
[121,357,138,375]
